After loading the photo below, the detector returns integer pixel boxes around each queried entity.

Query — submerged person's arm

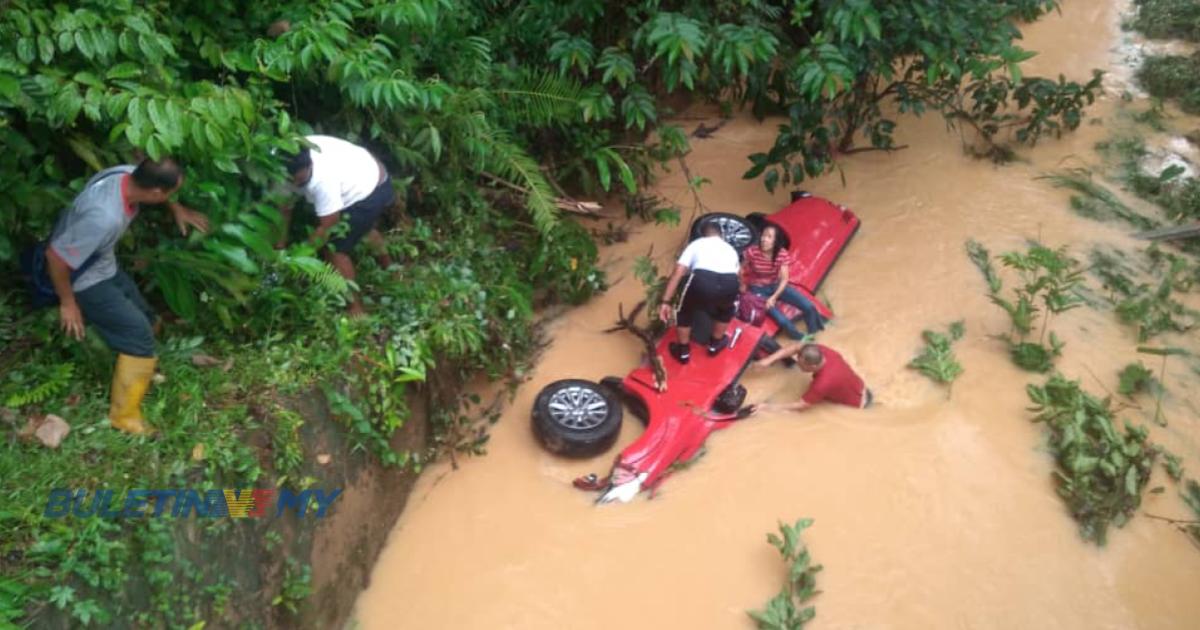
[758,400,811,413]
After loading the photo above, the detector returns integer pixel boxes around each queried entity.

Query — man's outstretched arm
[756,341,803,368]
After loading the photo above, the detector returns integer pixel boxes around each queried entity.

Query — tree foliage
[0,0,619,329]
[740,0,1102,188]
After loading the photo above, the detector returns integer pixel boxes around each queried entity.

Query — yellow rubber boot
[109,354,158,435]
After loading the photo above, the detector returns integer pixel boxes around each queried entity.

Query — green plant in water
[1117,361,1156,397]
[1026,374,1158,545]
[1116,259,1200,341]
[985,243,1085,372]
[1038,169,1155,229]
[966,240,1002,294]
[748,519,822,630]
[1089,247,1140,300]
[1010,335,1065,373]
[1161,450,1184,482]
[909,321,966,392]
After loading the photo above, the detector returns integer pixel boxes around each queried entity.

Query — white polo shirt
[300,135,380,217]
[677,236,739,274]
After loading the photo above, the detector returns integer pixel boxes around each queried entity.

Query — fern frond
[4,364,73,408]
[484,132,560,234]
[281,254,353,295]
[388,144,431,170]
[493,72,585,126]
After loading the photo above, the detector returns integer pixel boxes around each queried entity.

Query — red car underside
[596,195,860,498]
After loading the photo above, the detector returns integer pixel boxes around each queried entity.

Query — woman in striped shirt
[741,224,825,337]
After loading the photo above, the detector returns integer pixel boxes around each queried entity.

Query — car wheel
[690,213,759,252]
[601,376,649,426]
[532,379,623,458]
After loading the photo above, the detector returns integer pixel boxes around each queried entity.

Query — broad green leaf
[0,74,20,102]
[106,63,141,80]
[204,123,224,150]
[594,153,611,191]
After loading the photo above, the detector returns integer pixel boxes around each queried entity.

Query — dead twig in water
[1080,363,1141,412]
[604,301,667,392]
[1143,512,1200,550]
[691,119,730,139]
[839,143,909,155]
[1143,512,1200,526]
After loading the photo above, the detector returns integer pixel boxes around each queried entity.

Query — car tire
[601,376,649,426]
[690,213,759,253]
[532,379,623,458]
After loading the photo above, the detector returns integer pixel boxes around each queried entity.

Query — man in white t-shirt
[656,223,741,364]
[279,135,396,316]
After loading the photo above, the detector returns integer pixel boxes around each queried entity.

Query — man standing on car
[46,158,209,434]
[754,342,872,411]
[279,135,396,316]
[657,222,740,364]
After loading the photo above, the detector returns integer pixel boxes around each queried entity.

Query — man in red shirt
[753,343,872,411]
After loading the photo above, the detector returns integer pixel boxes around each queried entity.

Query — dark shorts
[328,178,395,254]
[76,271,155,357]
[677,269,739,327]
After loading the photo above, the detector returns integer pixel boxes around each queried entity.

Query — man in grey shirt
[46,158,208,434]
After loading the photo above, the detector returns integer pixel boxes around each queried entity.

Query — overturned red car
[531,192,860,502]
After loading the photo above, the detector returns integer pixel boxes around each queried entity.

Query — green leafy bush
[1027,374,1158,545]
[1131,0,1200,42]
[744,1,1101,188]
[1137,53,1200,114]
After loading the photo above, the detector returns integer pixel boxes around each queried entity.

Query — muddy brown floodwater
[355,2,1200,628]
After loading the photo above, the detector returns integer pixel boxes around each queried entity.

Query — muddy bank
[289,388,427,630]
[354,1,1200,628]
[213,386,428,630]
[33,386,429,630]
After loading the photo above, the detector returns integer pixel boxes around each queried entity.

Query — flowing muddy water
[355,2,1200,628]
